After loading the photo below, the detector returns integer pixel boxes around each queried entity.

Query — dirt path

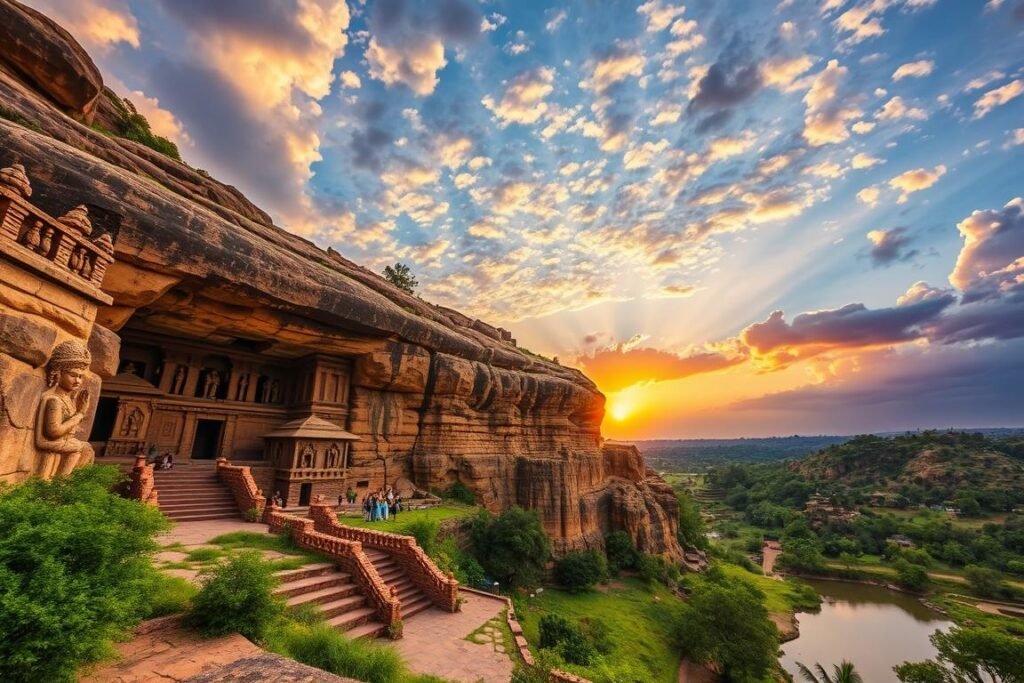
[762,541,782,577]
[678,659,719,683]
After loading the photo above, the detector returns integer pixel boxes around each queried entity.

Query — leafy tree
[964,565,1006,598]
[894,559,930,593]
[894,626,1024,683]
[188,551,283,641]
[677,493,708,549]
[471,507,550,588]
[539,614,576,649]
[797,660,864,683]
[0,466,169,682]
[956,497,982,517]
[554,551,607,591]
[673,568,779,682]
[116,98,181,160]
[778,538,826,573]
[605,531,640,573]
[383,262,419,294]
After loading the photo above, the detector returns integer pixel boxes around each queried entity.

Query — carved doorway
[298,482,313,507]
[192,419,223,459]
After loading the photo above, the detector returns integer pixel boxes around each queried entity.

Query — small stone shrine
[263,415,360,506]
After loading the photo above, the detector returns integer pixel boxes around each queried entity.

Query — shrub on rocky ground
[604,531,639,574]
[142,572,197,618]
[267,621,406,683]
[555,551,607,591]
[471,507,550,588]
[0,465,169,682]
[188,551,283,641]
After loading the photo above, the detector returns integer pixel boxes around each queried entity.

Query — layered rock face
[0,1,683,560]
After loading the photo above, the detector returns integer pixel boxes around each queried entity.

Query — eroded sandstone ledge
[0,0,683,560]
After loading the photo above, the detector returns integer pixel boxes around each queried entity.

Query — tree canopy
[383,262,419,294]
[894,626,1024,683]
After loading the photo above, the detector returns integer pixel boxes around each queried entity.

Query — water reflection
[779,580,953,683]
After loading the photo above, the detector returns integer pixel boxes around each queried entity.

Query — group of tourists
[362,486,401,521]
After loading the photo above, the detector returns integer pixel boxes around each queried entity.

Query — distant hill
[623,435,851,471]
[794,431,1024,511]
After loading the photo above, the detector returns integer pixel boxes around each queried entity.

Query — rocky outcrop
[0,1,683,560]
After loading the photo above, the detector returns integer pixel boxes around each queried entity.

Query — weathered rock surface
[0,1,683,560]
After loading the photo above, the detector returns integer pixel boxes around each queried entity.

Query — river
[779,579,953,683]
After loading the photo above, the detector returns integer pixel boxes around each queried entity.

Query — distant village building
[887,534,915,549]
[804,493,860,526]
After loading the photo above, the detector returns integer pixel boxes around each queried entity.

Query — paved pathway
[160,519,266,547]
[395,592,514,683]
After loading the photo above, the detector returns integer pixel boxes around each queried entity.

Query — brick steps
[274,564,384,639]
[361,548,433,625]
[151,469,241,522]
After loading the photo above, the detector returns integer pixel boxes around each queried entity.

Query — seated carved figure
[34,340,95,479]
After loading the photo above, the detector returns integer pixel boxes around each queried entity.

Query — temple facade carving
[0,164,115,483]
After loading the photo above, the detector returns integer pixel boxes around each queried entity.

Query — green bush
[405,518,440,556]
[557,628,596,665]
[894,559,930,593]
[605,531,640,573]
[555,550,607,591]
[116,99,182,161]
[471,507,551,588]
[964,564,1005,598]
[639,553,680,586]
[539,613,577,649]
[142,572,197,618]
[0,465,169,682]
[267,621,406,683]
[188,551,283,641]
[442,480,476,505]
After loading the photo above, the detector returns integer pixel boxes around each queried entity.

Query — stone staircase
[364,548,433,621]
[274,562,385,639]
[153,464,240,522]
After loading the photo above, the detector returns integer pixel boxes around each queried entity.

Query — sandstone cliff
[0,0,683,561]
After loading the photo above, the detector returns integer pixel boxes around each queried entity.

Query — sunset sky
[30,0,1024,439]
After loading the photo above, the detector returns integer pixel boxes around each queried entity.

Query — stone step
[159,502,239,515]
[378,566,403,583]
[274,572,352,598]
[162,510,240,522]
[285,584,363,611]
[345,620,387,640]
[316,594,367,619]
[397,586,423,605]
[326,605,376,631]
[402,596,433,620]
[153,481,223,490]
[157,494,237,506]
[274,562,336,583]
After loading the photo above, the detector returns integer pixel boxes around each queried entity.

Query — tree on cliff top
[0,466,169,682]
[471,507,550,588]
[383,262,418,294]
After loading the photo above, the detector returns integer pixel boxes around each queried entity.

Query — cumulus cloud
[636,0,686,32]
[888,164,946,203]
[851,152,883,168]
[762,55,816,90]
[973,79,1023,118]
[687,52,763,129]
[741,291,955,369]
[892,59,934,81]
[585,45,646,93]
[949,197,1024,302]
[876,95,928,121]
[857,185,881,206]
[482,67,556,125]
[30,0,140,50]
[867,226,917,266]
[802,60,861,146]
[364,0,481,96]
[578,344,745,392]
[708,132,756,161]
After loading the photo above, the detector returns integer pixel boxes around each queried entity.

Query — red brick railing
[309,502,459,612]
[266,507,401,634]
[129,455,159,506]
[215,458,265,519]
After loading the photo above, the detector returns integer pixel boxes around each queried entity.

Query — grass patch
[266,620,419,683]
[513,577,681,683]
[210,531,316,559]
[716,563,821,613]
[185,547,224,563]
[337,504,477,537]
[142,573,197,618]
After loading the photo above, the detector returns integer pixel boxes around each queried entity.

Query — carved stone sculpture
[325,442,340,468]
[170,365,186,394]
[34,340,94,479]
[123,406,143,437]
[300,442,315,468]
[269,378,281,403]
[203,369,221,399]
[235,372,249,401]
